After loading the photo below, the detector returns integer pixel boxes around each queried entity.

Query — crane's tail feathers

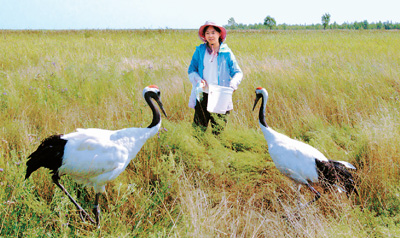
[333,184,347,193]
[25,135,67,180]
[315,159,358,196]
[336,160,356,170]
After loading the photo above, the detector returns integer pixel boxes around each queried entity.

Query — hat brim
[198,23,227,43]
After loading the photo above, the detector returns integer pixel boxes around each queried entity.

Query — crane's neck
[259,94,268,128]
[145,94,162,129]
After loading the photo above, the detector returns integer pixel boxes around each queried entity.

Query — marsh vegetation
[1,29,400,237]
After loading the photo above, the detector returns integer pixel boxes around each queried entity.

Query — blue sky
[1,0,399,29]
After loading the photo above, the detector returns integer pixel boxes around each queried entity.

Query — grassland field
[1,29,400,237]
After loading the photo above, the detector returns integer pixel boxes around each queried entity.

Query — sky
[1,0,399,30]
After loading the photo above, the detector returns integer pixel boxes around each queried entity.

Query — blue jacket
[187,43,243,108]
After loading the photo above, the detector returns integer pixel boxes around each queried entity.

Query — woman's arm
[228,51,243,90]
[230,71,243,90]
[188,46,202,85]
[189,72,203,85]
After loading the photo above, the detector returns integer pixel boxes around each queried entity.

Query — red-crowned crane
[25,85,167,226]
[253,87,357,207]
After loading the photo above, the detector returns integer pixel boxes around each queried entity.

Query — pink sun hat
[198,21,227,43]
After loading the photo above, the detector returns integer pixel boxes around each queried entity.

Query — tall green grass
[1,29,400,237]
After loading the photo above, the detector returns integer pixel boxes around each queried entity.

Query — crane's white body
[260,124,327,185]
[60,124,160,193]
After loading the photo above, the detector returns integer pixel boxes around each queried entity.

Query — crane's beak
[156,98,168,117]
[252,94,262,111]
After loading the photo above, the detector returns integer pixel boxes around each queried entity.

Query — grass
[1,29,400,237]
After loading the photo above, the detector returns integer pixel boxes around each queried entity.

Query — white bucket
[207,84,234,114]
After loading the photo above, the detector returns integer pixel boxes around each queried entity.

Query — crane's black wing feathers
[25,134,67,179]
[315,159,357,195]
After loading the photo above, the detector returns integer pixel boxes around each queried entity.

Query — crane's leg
[93,193,101,227]
[303,184,321,208]
[293,183,303,208]
[51,174,96,225]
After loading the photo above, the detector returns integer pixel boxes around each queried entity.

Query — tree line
[225,15,400,30]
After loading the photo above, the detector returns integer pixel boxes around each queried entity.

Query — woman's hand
[200,79,208,89]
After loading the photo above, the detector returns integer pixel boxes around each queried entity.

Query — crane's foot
[93,204,100,228]
[78,209,96,225]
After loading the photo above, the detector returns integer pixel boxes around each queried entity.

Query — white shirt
[202,51,218,93]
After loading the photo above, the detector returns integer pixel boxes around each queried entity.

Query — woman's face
[205,26,221,45]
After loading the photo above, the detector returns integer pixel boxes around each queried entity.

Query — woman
[188,21,243,135]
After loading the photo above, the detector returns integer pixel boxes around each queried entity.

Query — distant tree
[332,21,339,29]
[353,21,362,30]
[376,21,383,29]
[321,13,331,30]
[384,21,393,30]
[227,17,237,28]
[363,20,369,29]
[264,15,276,30]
